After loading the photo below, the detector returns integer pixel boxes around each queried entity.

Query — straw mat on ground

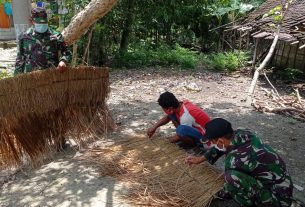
[85,135,224,207]
[0,67,113,168]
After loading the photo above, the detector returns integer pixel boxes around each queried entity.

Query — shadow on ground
[0,147,129,207]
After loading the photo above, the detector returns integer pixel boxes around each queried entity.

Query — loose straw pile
[85,136,224,207]
[0,67,113,168]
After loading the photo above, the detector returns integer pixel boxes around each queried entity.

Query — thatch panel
[85,136,224,207]
[0,67,109,117]
[0,67,113,168]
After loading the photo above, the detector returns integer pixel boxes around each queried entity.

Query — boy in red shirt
[147,91,210,148]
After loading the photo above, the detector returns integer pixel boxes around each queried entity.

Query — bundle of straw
[0,67,113,168]
[85,136,224,207]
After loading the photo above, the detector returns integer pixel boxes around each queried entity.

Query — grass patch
[111,44,199,69]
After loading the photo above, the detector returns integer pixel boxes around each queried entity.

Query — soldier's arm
[203,147,225,165]
[58,34,72,64]
[14,37,26,75]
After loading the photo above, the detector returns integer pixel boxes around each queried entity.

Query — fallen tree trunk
[62,0,118,45]
[246,26,280,105]
[246,2,293,105]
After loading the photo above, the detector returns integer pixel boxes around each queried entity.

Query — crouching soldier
[185,118,293,207]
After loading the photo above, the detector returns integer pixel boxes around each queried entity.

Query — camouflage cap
[31,7,48,23]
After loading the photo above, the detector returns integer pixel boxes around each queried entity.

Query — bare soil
[0,51,304,206]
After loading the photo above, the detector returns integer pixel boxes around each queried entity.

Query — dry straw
[0,67,113,168]
[85,135,225,207]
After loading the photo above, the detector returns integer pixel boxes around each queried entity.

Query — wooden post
[246,31,250,50]
[303,46,305,72]
[252,38,259,70]
[239,30,242,49]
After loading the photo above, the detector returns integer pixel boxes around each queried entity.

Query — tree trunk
[82,24,96,65]
[71,42,78,67]
[62,0,118,45]
[119,0,134,51]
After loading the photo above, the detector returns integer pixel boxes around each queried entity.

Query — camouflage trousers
[224,170,293,207]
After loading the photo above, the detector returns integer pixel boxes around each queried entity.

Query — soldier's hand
[185,155,205,165]
[57,61,67,72]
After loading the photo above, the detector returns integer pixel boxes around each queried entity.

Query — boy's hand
[147,127,156,138]
[185,155,205,165]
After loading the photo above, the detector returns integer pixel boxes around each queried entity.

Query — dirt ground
[0,48,304,206]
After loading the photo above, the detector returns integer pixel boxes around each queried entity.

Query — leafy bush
[202,51,249,71]
[111,44,199,69]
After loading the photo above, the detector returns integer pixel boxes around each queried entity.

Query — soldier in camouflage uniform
[185,118,293,207]
[14,8,71,150]
[14,7,71,75]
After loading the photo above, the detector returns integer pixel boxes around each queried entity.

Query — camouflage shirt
[14,27,72,75]
[204,129,291,187]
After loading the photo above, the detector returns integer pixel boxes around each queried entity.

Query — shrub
[111,44,199,69]
[203,51,249,71]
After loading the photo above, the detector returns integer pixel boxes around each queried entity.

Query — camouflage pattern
[205,129,293,207]
[31,7,48,23]
[14,27,72,75]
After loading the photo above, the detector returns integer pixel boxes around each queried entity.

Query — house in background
[222,0,305,71]
[0,0,68,41]
[0,0,35,41]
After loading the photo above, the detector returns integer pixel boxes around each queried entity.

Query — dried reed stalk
[84,136,224,207]
[0,67,114,168]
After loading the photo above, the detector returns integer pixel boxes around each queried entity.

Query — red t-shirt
[175,100,210,135]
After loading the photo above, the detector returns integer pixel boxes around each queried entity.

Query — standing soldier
[185,118,293,207]
[14,7,71,75]
[14,7,72,150]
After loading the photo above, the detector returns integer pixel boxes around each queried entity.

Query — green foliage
[202,51,249,71]
[44,0,265,68]
[111,44,199,69]
[264,5,282,23]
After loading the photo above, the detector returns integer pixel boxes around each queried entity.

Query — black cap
[203,118,233,141]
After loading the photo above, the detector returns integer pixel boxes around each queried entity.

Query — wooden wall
[271,41,305,71]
